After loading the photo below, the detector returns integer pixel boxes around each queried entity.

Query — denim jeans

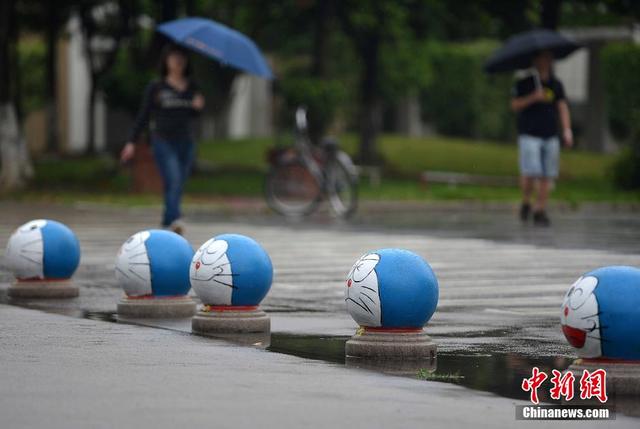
[151,136,195,227]
[518,134,560,179]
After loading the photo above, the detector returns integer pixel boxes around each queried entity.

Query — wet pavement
[1,200,639,427]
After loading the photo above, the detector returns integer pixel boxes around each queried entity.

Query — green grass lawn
[12,134,640,205]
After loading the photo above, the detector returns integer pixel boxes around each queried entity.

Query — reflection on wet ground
[4,290,640,417]
[267,333,572,404]
[2,201,639,417]
[189,206,640,254]
[16,305,573,405]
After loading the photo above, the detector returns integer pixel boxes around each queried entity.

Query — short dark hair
[159,44,192,78]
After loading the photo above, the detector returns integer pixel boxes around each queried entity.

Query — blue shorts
[518,134,560,178]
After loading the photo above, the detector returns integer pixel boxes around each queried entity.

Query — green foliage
[420,41,515,142]
[18,38,46,114]
[602,43,640,190]
[278,76,346,140]
[99,46,154,115]
[379,38,431,102]
[611,144,640,190]
[19,135,640,203]
[416,369,464,381]
[601,42,640,141]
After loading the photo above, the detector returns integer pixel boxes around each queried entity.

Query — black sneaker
[519,203,531,222]
[533,210,551,227]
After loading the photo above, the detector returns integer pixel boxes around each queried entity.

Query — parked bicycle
[264,107,358,218]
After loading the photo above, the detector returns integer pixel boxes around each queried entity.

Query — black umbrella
[484,29,581,73]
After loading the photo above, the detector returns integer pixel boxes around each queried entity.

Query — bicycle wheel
[326,158,358,218]
[264,158,322,217]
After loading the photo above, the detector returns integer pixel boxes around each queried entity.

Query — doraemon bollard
[5,219,80,299]
[191,234,273,335]
[344,249,439,360]
[115,230,196,318]
[561,266,640,396]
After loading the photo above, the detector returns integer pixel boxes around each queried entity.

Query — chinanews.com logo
[515,367,615,420]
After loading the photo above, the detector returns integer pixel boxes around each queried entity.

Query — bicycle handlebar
[295,107,308,131]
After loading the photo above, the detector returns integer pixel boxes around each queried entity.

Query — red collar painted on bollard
[202,305,259,312]
[364,327,423,333]
[580,357,640,365]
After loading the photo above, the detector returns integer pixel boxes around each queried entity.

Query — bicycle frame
[293,108,327,186]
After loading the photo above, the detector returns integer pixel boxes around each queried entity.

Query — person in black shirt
[511,50,573,227]
[121,45,205,234]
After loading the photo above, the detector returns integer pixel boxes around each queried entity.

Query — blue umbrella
[157,17,273,79]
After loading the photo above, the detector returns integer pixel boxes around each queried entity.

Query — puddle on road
[77,309,572,403]
[4,301,635,411]
[267,333,572,404]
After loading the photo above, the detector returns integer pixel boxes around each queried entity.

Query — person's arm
[554,80,573,147]
[511,88,546,112]
[558,100,573,148]
[192,92,205,112]
[121,82,156,162]
[190,81,205,114]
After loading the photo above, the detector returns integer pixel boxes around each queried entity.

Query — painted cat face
[115,231,152,296]
[345,253,381,327]
[561,276,602,358]
[5,219,47,279]
[190,238,234,305]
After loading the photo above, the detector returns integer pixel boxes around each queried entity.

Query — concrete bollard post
[115,230,196,318]
[190,234,272,335]
[5,219,80,299]
[344,249,439,360]
[561,266,640,409]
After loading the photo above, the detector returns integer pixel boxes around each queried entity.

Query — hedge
[601,42,640,141]
[420,41,515,142]
[602,42,640,189]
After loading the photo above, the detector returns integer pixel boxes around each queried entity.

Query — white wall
[554,48,589,102]
[65,14,106,153]
[228,75,273,139]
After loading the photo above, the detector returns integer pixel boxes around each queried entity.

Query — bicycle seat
[320,138,339,153]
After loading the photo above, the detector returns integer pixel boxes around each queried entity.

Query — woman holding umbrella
[511,50,573,227]
[120,18,272,233]
[120,44,205,234]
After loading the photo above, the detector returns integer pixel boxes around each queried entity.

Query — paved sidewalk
[1,201,639,427]
[1,304,634,429]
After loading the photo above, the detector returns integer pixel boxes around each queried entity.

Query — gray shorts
[518,134,560,178]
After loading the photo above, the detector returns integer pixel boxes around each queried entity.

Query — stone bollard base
[192,305,270,334]
[346,327,437,360]
[117,296,197,318]
[566,358,640,396]
[8,279,79,299]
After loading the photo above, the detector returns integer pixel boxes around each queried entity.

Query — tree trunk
[0,104,33,191]
[308,0,331,144]
[81,1,131,155]
[45,0,59,153]
[86,77,97,154]
[358,38,381,165]
[541,0,562,30]
[0,0,33,191]
[311,0,330,77]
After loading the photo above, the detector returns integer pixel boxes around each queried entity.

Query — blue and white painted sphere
[190,234,273,306]
[561,266,640,360]
[5,219,80,280]
[345,249,439,328]
[115,230,194,297]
